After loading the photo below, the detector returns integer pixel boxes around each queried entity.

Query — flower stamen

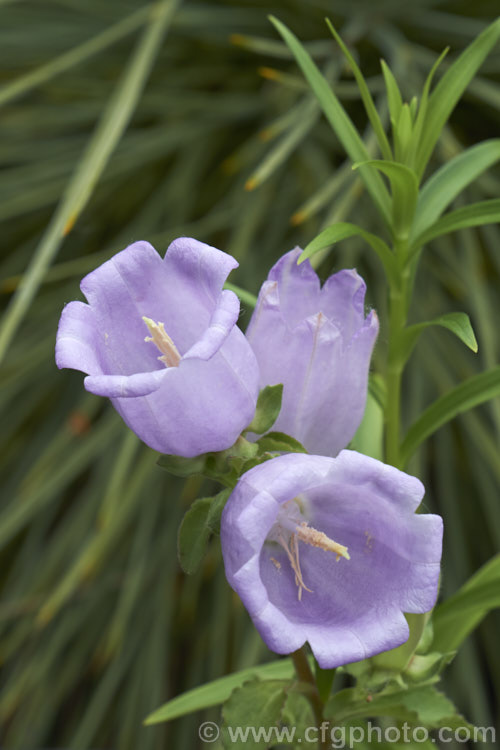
[272,513,350,600]
[276,529,312,601]
[143,317,181,368]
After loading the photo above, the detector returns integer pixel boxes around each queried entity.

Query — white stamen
[270,508,350,600]
[142,317,181,368]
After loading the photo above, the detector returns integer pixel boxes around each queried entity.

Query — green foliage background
[0,0,499,747]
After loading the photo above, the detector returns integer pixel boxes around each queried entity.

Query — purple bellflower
[246,249,379,457]
[221,452,443,668]
[56,238,259,457]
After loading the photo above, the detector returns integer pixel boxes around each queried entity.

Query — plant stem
[291,648,329,749]
[385,238,410,468]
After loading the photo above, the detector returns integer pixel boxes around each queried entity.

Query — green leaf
[157,453,207,478]
[432,554,500,652]
[298,222,397,285]
[281,689,318,749]
[416,18,500,176]
[144,659,297,725]
[177,497,212,575]
[400,365,500,464]
[177,489,230,574]
[393,103,413,163]
[257,432,307,454]
[410,198,500,256]
[401,312,478,362]
[325,685,472,730]
[408,47,449,169]
[221,679,290,749]
[353,160,418,237]
[380,59,403,124]
[247,384,284,435]
[325,19,392,161]
[412,139,500,240]
[269,16,391,226]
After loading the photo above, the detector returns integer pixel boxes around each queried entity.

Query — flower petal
[267,248,321,328]
[221,452,443,668]
[184,289,240,361]
[110,326,259,457]
[164,237,238,305]
[320,269,368,340]
[55,300,102,375]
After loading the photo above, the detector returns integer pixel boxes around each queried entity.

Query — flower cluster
[56,237,442,668]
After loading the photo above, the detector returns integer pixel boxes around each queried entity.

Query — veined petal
[267,248,321,328]
[164,237,238,305]
[320,269,367,340]
[184,289,240,361]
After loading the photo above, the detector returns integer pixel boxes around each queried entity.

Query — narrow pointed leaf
[412,140,500,239]
[380,59,403,124]
[416,18,500,174]
[270,16,391,226]
[298,221,397,284]
[326,19,392,160]
[400,366,500,464]
[408,48,449,169]
[402,312,478,362]
[410,198,500,256]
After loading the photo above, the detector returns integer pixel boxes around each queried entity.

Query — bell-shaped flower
[221,452,442,668]
[56,238,259,457]
[246,249,379,457]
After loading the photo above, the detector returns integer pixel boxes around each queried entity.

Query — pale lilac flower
[221,452,442,668]
[246,249,378,457]
[56,238,259,457]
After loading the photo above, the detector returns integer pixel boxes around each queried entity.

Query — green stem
[291,648,329,750]
[385,238,410,468]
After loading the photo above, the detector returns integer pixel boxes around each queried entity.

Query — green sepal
[257,431,307,454]
[404,652,456,683]
[177,489,231,575]
[246,384,284,435]
[372,612,430,672]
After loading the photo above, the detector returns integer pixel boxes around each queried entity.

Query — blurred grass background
[0,0,499,747]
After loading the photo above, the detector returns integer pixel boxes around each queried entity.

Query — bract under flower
[221,452,442,668]
[56,238,259,457]
[246,249,379,457]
